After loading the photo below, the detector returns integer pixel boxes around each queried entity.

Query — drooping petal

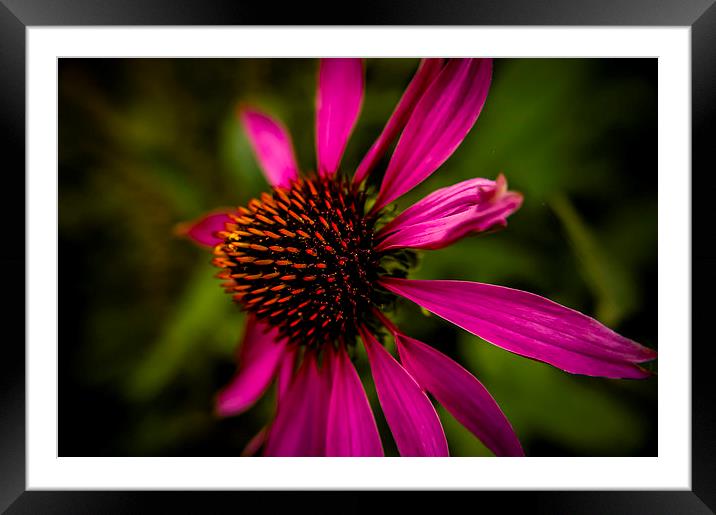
[393,331,523,456]
[372,58,493,212]
[215,317,287,417]
[353,59,445,184]
[264,351,332,456]
[178,211,233,247]
[326,345,384,457]
[316,58,364,177]
[240,108,299,188]
[377,175,523,251]
[360,326,448,457]
[380,278,657,379]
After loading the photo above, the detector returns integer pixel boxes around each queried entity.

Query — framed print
[2,0,714,512]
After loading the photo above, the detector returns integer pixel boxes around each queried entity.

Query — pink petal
[215,317,287,417]
[179,211,233,247]
[275,346,297,406]
[239,348,297,456]
[377,174,523,251]
[372,58,493,212]
[263,351,332,456]
[353,59,445,184]
[393,330,523,456]
[241,427,267,457]
[240,108,299,188]
[380,278,657,379]
[326,345,384,457]
[316,58,364,177]
[360,327,449,457]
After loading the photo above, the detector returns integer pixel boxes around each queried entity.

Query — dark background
[58,58,657,457]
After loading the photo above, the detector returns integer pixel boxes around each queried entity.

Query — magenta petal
[215,318,287,417]
[240,108,299,188]
[241,427,267,457]
[381,278,657,379]
[361,327,449,457]
[372,58,492,212]
[394,332,523,456]
[180,211,233,247]
[326,345,384,457]
[316,58,364,177]
[377,175,523,251]
[353,59,445,184]
[264,351,332,456]
[239,348,296,456]
[275,346,297,406]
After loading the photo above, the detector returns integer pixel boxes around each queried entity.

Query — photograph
[1,0,711,505]
[59,57,658,458]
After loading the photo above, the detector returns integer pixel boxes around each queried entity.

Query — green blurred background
[59,58,657,457]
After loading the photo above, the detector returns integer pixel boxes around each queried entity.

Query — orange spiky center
[213,176,386,348]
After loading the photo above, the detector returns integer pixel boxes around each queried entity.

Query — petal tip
[214,391,243,418]
[178,211,233,248]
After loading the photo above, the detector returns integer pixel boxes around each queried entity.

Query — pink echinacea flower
[182,58,657,456]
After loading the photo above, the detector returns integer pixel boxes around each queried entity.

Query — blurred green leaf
[125,262,241,400]
[438,405,492,457]
[220,116,267,199]
[550,193,637,326]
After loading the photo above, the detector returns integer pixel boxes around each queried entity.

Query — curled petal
[353,59,445,184]
[264,351,332,456]
[240,108,300,188]
[377,174,523,251]
[316,58,364,177]
[361,326,449,457]
[326,345,384,457]
[372,58,492,212]
[215,318,287,417]
[380,278,657,379]
[178,211,233,247]
[393,330,523,456]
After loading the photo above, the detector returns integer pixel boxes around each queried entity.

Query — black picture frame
[2,1,713,513]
